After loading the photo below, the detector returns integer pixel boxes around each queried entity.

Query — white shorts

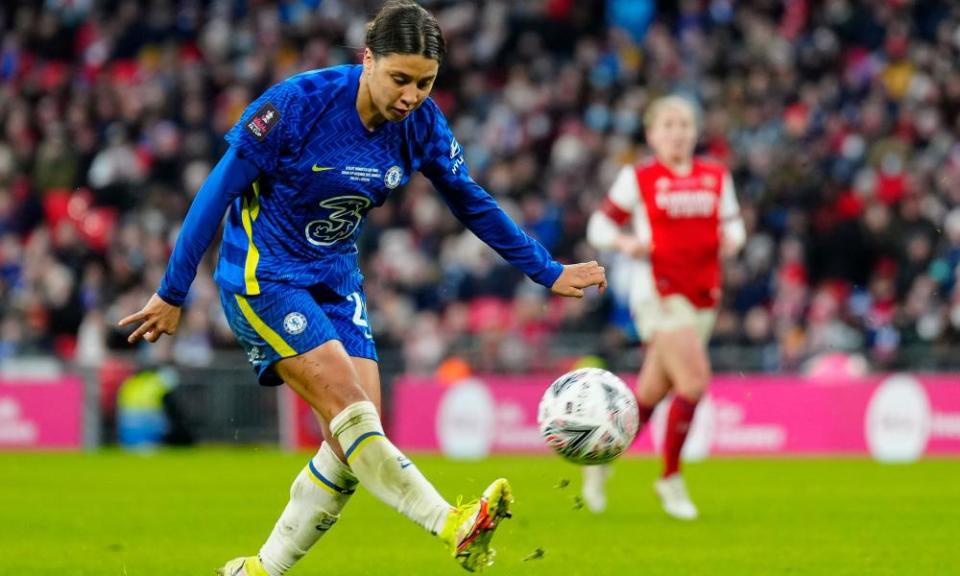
[632,294,716,343]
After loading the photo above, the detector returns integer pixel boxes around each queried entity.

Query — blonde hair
[643,95,700,130]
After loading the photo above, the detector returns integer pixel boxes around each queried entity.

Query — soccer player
[583,96,745,520]
[118,1,606,573]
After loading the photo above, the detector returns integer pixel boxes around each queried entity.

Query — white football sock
[258,442,358,576]
[330,401,450,535]
[582,464,611,513]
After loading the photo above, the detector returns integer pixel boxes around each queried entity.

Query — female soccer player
[119,1,606,573]
[583,96,745,520]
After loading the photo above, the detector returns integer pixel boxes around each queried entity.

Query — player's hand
[550,261,607,298]
[615,234,651,259]
[118,293,182,344]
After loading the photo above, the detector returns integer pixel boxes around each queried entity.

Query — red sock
[663,395,698,478]
[637,401,655,430]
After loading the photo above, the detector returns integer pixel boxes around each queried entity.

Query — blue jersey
[158,64,562,306]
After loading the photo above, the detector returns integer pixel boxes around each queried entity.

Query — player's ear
[362,48,375,75]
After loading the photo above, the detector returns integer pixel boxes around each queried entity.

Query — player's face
[364,50,439,122]
[647,104,698,164]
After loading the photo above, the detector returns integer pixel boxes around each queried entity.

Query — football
[537,368,640,465]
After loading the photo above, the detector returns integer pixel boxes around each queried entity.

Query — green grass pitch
[1,450,957,575]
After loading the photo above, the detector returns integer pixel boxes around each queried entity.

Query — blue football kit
[158,64,563,385]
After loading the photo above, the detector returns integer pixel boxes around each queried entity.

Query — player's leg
[656,326,710,474]
[635,341,673,433]
[218,284,511,572]
[321,357,382,459]
[279,343,512,571]
[634,296,678,432]
[651,302,711,520]
[331,285,513,570]
[216,288,368,576]
[225,434,358,576]
[277,343,453,530]
[582,293,674,514]
[293,288,458,535]
[582,343,671,513]
[254,359,382,576]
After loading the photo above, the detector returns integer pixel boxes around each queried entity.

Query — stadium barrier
[5,354,957,459]
[387,374,960,462]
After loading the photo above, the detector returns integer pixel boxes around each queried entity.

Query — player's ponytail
[366,0,445,62]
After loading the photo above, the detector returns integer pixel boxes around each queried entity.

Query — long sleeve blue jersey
[158,64,563,306]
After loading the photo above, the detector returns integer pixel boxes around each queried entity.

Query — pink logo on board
[0,378,83,449]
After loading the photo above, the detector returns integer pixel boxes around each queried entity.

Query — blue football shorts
[219,282,377,386]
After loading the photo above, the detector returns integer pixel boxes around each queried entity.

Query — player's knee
[678,384,706,403]
[303,362,366,409]
[666,348,710,399]
[677,362,710,400]
[636,376,669,406]
[284,348,368,418]
[688,353,711,384]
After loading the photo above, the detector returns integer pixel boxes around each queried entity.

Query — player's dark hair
[366,0,445,62]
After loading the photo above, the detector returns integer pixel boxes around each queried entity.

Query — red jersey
[598,157,740,309]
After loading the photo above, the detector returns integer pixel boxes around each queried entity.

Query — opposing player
[118,1,606,573]
[583,96,745,520]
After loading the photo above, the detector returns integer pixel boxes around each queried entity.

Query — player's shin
[330,401,451,535]
[637,400,655,432]
[663,394,698,477]
[258,442,358,576]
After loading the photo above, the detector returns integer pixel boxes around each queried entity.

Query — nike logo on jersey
[312,164,335,172]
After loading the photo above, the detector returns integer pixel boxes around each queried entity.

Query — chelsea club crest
[384,166,403,189]
[283,312,308,335]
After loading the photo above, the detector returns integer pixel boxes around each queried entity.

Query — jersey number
[305,195,372,246]
[347,292,369,328]
[347,292,373,339]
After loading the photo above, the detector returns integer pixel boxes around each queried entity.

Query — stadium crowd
[2,0,960,375]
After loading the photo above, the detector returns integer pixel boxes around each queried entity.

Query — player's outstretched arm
[119,293,182,343]
[550,261,607,298]
[119,147,259,344]
[419,100,608,297]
